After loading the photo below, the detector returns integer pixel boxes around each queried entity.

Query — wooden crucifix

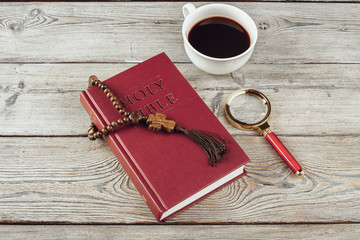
[146,113,176,133]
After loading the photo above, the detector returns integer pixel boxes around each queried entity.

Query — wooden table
[1,2,359,239]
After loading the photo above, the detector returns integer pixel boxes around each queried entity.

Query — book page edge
[160,165,245,221]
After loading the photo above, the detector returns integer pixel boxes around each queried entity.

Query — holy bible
[80,53,250,222]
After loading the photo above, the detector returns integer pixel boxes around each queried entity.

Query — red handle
[265,132,303,175]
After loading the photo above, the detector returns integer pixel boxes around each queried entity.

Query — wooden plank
[0,2,359,63]
[1,63,359,136]
[0,135,359,223]
[0,224,360,240]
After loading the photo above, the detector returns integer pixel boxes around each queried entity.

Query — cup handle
[182,3,196,18]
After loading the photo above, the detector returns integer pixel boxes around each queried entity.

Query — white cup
[182,3,258,75]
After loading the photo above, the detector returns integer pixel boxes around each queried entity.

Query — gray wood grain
[0,1,359,236]
[0,2,359,64]
[0,224,360,240]
[0,135,359,223]
[1,63,359,136]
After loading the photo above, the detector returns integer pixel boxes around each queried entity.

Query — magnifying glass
[225,89,304,176]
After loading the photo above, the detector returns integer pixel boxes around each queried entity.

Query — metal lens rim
[225,89,271,129]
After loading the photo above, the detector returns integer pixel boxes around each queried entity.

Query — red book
[80,53,250,222]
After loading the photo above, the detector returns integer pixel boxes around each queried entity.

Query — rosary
[86,75,227,166]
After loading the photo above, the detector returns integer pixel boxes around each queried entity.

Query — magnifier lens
[229,93,268,124]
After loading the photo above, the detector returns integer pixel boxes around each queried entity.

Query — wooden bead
[87,125,94,132]
[101,84,107,90]
[112,101,118,106]
[95,132,102,138]
[123,117,130,123]
[89,75,98,80]
[88,134,95,141]
[89,76,99,87]
[124,111,130,117]
[110,96,117,102]
[104,88,111,94]
[106,125,114,132]
[102,128,109,135]
[119,109,125,114]
[111,121,118,128]
[88,128,95,134]
[114,104,122,110]
[117,119,124,125]
[106,92,113,98]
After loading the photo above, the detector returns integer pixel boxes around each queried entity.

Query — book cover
[80,52,250,222]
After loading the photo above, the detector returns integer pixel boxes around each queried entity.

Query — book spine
[80,91,165,222]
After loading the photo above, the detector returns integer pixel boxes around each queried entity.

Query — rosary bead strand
[86,75,226,166]
[87,75,144,141]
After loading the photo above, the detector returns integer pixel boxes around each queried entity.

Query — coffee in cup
[182,3,258,75]
[188,17,250,59]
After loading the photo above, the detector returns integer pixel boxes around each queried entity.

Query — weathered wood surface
[0,2,359,64]
[1,63,360,136]
[1,224,360,240]
[0,1,360,238]
[0,135,359,223]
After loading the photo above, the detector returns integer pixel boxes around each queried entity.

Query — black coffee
[188,17,250,58]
